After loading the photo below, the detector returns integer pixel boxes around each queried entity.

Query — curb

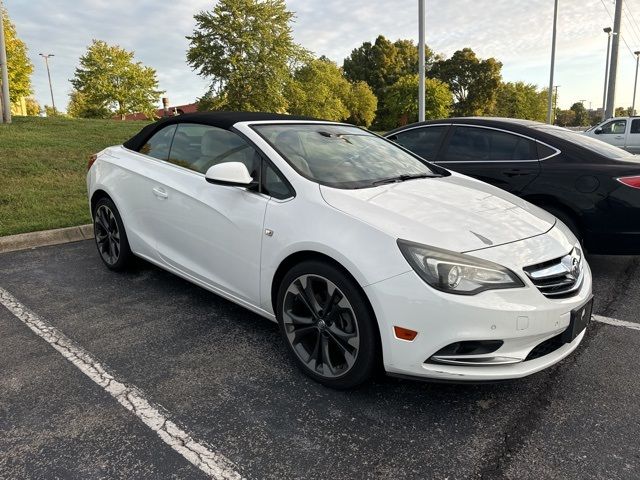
[0,224,94,254]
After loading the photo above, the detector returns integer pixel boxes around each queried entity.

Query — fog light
[394,326,418,341]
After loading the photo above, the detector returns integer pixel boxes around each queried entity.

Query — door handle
[615,135,624,139]
[152,187,168,199]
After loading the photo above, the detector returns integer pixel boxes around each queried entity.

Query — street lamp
[546,0,559,124]
[602,27,616,120]
[39,53,56,115]
[633,50,640,116]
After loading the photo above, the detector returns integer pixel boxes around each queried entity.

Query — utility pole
[553,85,560,124]
[418,0,426,122]
[633,51,640,115]
[0,3,12,123]
[602,27,614,120]
[605,0,623,119]
[39,53,56,114]
[547,0,559,124]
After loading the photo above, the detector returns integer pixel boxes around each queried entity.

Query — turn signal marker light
[394,326,418,341]
[88,153,98,171]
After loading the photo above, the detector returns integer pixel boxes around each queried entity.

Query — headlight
[397,240,525,295]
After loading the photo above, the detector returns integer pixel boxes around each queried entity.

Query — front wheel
[276,261,379,389]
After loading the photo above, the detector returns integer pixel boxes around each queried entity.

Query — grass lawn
[0,116,149,236]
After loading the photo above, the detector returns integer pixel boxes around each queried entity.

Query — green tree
[554,109,575,127]
[1,6,33,104]
[343,35,436,128]
[615,106,629,117]
[493,82,547,121]
[187,0,307,112]
[287,58,377,127]
[344,81,377,127]
[66,89,110,119]
[71,40,163,120]
[288,57,350,121]
[343,35,434,97]
[569,102,590,126]
[24,97,40,116]
[431,48,502,116]
[384,74,452,127]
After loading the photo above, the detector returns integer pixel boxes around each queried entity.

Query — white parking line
[593,314,640,331]
[0,287,242,480]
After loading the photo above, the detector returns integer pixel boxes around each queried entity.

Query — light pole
[0,3,11,123]
[605,0,623,119]
[418,0,426,122]
[547,0,559,124]
[39,53,56,115]
[633,50,640,116]
[602,27,615,120]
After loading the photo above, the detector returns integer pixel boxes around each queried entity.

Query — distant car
[87,112,592,388]
[386,117,640,255]
[583,116,640,153]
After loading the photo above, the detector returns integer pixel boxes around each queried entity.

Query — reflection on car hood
[320,173,555,253]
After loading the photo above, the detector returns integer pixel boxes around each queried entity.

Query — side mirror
[594,127,602,135]
[205,162,254,187]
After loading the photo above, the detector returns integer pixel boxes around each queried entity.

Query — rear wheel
[93,197,132,271]
[276,261,378,389]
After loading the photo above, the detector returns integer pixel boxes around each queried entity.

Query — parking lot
[0,240,639,479]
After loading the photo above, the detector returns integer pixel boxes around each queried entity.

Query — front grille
[523,247,584,298]
[525,333,564,361]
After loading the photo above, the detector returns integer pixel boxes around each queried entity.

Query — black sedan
[386,117,640,255]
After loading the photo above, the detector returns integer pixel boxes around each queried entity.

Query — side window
[261,159,293,200]
[393,126,447,160]
[168,124,259,177]
[443,127,490,161]
[631,119,640,134]
[443,127,535,161]
[600,119,627,134]
[536,142,557,159]
[488,130,536,160]
[139,125,177,160]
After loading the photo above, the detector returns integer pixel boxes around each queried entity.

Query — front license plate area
[562,296,594,344]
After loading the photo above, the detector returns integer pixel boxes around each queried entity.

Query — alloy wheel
[94,204,120,266]
[282,274,360,378]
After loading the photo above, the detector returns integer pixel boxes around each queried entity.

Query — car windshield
[252,124,441,189]
[534,125,637,159]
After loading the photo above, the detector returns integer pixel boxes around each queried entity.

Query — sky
[5,0,640,112]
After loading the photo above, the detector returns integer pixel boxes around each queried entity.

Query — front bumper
[365,244,593,382]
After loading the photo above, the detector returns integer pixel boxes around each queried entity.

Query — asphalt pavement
[0,241,638,479]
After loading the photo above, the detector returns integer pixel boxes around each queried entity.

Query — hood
[320,173,555,253]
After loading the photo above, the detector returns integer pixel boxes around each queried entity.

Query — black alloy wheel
[277,261,378,389]
[93,197,132,271]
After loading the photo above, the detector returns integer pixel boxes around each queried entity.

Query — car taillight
[88,154,98,171]
[617,176,640,189]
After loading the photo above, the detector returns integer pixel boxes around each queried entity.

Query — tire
[276,260,379,389]
[92,197,133,271]
[543,205,582,244]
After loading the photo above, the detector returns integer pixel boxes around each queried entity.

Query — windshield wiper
[372,173,440,186]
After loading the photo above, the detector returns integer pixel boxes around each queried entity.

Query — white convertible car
[87,112,593,389]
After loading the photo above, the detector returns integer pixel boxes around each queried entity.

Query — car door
[146,123,269,305]
[436,125,541,194]
[594,118,627,149]
[387,125,449,162]
[626,119,640,153]
[114,124,178,261]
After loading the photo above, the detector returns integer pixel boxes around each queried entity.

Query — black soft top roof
[123,111,320,151]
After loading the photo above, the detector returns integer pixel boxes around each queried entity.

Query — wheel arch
[521,194,583,230]
[270,250,383,360]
